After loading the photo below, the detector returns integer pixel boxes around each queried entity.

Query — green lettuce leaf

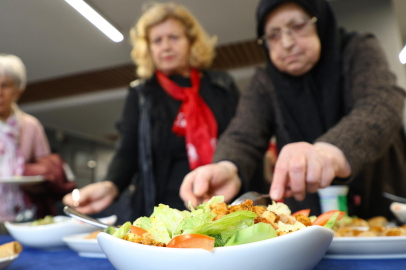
[225,222,277,246]
[324,212,340,229]
[133,216,152,230]
[151,204,191,238]
[113,221,131,239]
[148,216,172,244]
[184,210,256,236]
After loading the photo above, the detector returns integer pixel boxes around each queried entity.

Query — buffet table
[1,235,405,270]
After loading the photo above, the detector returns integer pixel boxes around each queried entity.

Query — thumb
[62,193,73,206]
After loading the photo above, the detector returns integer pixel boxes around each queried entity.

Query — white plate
[63,233,105,258]
[0,176,44,185]
[0,254,19,270]
[5,215,116,249]
[325,236,406,259]
[97,225,334,270]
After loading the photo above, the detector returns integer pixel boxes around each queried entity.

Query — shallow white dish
[390,202,406,224]
[326,236,406,259]
[0,254,19,270]
[0,176,44,185]
[63,232,105,258]
[98,225,334,270]
[5,215,116,249]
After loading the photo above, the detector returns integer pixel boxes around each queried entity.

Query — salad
[31,215,54,226]
[104,196,342,251]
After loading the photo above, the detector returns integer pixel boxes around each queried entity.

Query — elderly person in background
[63,2,240,219]
[180,0,406,219]
[0,54,51,221]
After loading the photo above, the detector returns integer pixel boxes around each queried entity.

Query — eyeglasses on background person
[258,16,317,47]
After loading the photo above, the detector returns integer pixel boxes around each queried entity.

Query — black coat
[106,70,240,220]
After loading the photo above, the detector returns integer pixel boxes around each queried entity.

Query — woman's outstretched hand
[180,161,242,208]
[270,142,351,201]
[62,181,119,215]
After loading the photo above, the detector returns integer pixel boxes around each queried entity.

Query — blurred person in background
[0,54,75,222]
[63,2,240,219]
[180,0,406,219]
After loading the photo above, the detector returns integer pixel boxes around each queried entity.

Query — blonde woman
[63,2,239,218]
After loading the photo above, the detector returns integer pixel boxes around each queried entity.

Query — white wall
[330,0,406,88]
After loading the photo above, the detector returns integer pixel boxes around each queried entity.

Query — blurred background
[1,0,406,190]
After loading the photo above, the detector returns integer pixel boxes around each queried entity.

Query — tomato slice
[291,209,311,217]
[166,234,215,251]
[130,225,147,236]
[312,210,345,226]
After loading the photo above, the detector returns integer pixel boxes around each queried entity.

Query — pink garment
[0,113,24,176]
[0,107,50,222]
[19,111,50,163]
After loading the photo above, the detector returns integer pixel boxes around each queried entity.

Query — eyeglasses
[258,17,317,48]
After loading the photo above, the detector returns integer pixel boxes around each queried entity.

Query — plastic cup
[317,185,349,214]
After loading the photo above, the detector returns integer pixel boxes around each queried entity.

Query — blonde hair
[0,54,26,90]
[130,2,217,78]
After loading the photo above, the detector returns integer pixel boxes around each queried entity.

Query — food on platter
[0,241,22,259]
[5,215,113,249]
[333,216,406,237]
[31,215,54,226]
[84,231,101,239]
[102,196,342,252]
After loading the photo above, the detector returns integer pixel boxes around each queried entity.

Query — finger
[306,152,322,193]
[320,154,336,188]
[180,171,198,208]
[193,168,212,197]
[77,185,98,204]
[288,153,306,201]
[62,193,73,206]
[270,151,291,201]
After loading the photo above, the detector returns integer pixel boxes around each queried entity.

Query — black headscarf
[257,0,346,147]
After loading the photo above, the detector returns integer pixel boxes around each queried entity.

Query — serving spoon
[231,191,270,206]
[63,206,118,229]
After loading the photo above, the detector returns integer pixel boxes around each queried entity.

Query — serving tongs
[64,206,118,230]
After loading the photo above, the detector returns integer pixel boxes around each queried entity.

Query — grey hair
[0,54,27,90]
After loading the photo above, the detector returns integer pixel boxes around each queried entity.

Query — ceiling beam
[19,39,267,104]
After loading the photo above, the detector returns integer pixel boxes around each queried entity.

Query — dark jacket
[213,34,406,219]
[106,70,240,220]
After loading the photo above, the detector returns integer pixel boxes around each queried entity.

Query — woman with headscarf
[63,2,239,219]
[180,0,406,219]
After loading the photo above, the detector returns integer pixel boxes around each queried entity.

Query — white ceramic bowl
[390,202,406,223]
[5,215,116,249]
[97,225,334,270]
[0,254,19,270]
[63,232,105,258]
[326,236,406,259]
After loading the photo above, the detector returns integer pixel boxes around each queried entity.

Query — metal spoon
[63,206,117,229]
[231,191,270,206]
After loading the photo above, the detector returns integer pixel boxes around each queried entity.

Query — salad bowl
[98,225,334,270]
[5,215,116,249]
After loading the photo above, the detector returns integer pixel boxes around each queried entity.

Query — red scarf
[156,68,218,170]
